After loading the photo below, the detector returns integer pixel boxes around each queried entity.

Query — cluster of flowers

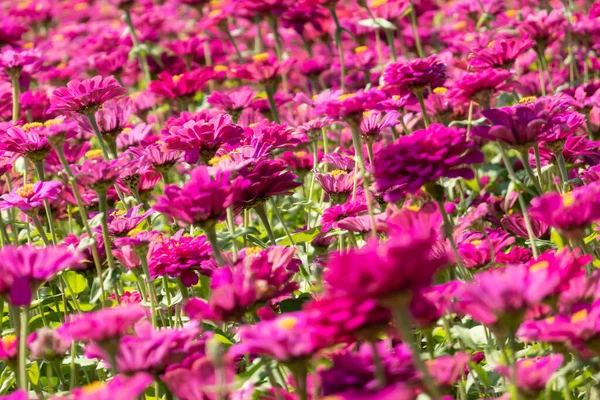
[1,0,600,399]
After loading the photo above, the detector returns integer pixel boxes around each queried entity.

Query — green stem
[226,207,239,263]
[556,152,570,190]
[415,91,430,128]
[32,215,50,246]
[435,198,471,280]
[124,9,151,87]
[255,203,277,246]
[97,191,115,270]
[518,149,542,195]
[265,85,281,124]
[498,144,539,258]
[370,341,387,388]
[140,256,161,327]
[204,224,226,266]
[329,7,347,91]
[391,301,441,399]
[10,74,20,124]
[409,1,424,58]
[533,143,544,192]
[270,199,295,245]
[87,114,111,160]
[18,307,28,390]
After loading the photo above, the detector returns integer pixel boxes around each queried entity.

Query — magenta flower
[0,125,51,161]
[324,223,448,303]
[29,327,71,361]
[0,48,40,78]
[77,157,127,193]
[315,170,359,205]
[495,355,563,396]
[93,98,133,143]
[475,104,548,149]
[0,390,26,400]
[107,205,151,237]
[161,353,236,400]
[0,181,62,214]
[149,69,214,101]
[185,246,299,322]
[0,335,17,362]
[231,312,327,362]
[502,211,550,239]
[68,373,153,400]
[383,56,448,94]
[207,87,257,122]
[60,304,146,343]
[360,111,400,143]
[154,166,237,228]
[321,199,369,231]
[163,114,244,165]
[232,53,295,86]
[449,69,513,107]
[374,124,484,202]
[48,75,128,115]
[0,245,82,306]
[529,184,600,240]
[148,231,212,285]
[518,9,566,47]
[468,38,535,70]
[427,352,471,391]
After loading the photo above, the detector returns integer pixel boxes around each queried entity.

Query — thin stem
[349,124,378,237]
[224,29,243,61]
[270,198,295,245]
[226,207,239,263]
[409,1,424,58]
[329,7,347,91]
[18,307,28,390]
[415,91,431,128]
[10,74,20,124]
[556,152,570,190]
[533,144,545,192]
[87,114,112,160]
[518,149,542,195]
[204,224,226,266]
[265,85,281,124]
[32,215,50,246]
[498,144,539,258]
[435,198,471,280]
[370,341,387,388]
[97,191,115,270]
[33,161,58,244]
[255,203,277,246]
[306,141,318,228]
[391,301,441,399]
[140,256,162,327]
[291,364,308,400]
[124,9,151,87]
[466,101,474,136]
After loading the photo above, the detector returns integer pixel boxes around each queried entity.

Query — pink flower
[0,245,82,306]
[149,69,214,100]
[163,114,244,165]
[427,352,471,390]
[0,334,17,361]
[48,75,128,115]
[28,327,71,360]
[468,38,535,70]
[383,56,448,93]
[495,355,563,396]
[0,390,27,400]
[315,170,359,205]
[374,124,483,202]
[0,181,62,214]
[0,125,51,161]
[67,373,153,400]
[359,111,400,143]
[60,304,146,343]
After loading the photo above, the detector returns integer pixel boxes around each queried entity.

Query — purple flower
[475,104,548,149]
[449,69,513,107]
[374,124,483,202]
[48,75,128,115]
[107,205,151,237]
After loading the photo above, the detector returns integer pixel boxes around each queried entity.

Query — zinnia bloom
[48,75,128,115]
[383,56,447,94]
[468,38,535,70]
[374,124,484,202]
[0,181,62,214]
[495,355,563,397]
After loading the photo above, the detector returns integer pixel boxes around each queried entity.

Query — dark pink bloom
[163,114,244,165]
[0,125,51,161]
[0,335,17,361]
[67,373,153,400]
[231,53,295,85]
[0,245,82,306]
[468,38,535,70]
[48,75,128,115]
[360,111,400,143]
[449,69,514,107]
[107,205,151,237]
[154,166,237,228]
[0,390,26,400]
[149,69,214,100]
[383,56,448,93]
[207,87,257,121]
[315,170,359,205]
[529,184,600,240]
[502,211,550,239]
[185,246,299,322]
[374,124,483,202]
[475,104,547,149]
[321,199,369,231]
[427,352,471,390]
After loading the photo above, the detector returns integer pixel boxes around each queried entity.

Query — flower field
[0,0,599,399]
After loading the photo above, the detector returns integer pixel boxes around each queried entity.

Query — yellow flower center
[2,334,16,347]
[530,260,549,272]
[52,34,65,42]
[295,151,308,157]
[127,228,143,237]
[392,95,401,100]
[214,65,228,72]
[371,0,388,7]
[130,92,141,99]
[110,210,127,219]
[354,46,368,54]
[85,150,104,160]
[505,9,517,18]
[17,184,34,198]
[545,316,555,324]
[487,41,496,48]
[277,316,298,330]
[82,381,106,394]
[44,118,62,127]
[470,240,482,246]
[337,93,357,101]
[254,92,267,100]
[172,74,183,83]
[22,122,43,131]
[571,309,588,323]
[562,193,575,208]
[121,127,132,133]
[521,359,534,368]
[330,170,348,177]
[73,2,87,11]
[519,96,537,104]
[253,53,269,62]
[22,42,34,50]
[208,154,232,166]
[433,87,448,94]
[454,21,467,31]
[209,9,222,18]
[245,247,263,256]
[408,205,420,211]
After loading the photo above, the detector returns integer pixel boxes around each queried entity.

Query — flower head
[0,181,62,214]
[383,56,448,93]
[48,75,127,115]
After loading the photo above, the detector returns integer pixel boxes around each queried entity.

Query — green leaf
[550,228,564,249]
[357,17,396,30]
[64,271,88,295]
[279,297,310,313]
[0,367,15,394]
[214,334,233,345]
[27,361,39,385]
[276,227,320,246]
